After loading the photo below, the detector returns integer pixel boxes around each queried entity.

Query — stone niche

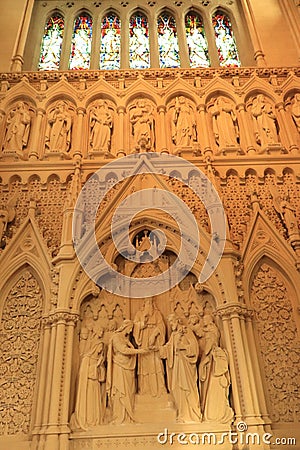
[69,246,234,450]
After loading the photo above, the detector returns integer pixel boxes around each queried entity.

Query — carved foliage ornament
[0,270,43,435]
[251,263,300,422]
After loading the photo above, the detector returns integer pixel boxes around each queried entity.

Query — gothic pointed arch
[129,11,150,69]
[212,9,240,67]
[69,12,93,70]
[157,10,180,68]
[100,11,121,70]
[185,10,210,68]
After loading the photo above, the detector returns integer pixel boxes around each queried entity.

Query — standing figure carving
[89,100,113,153]
[4,102,31,153]
[291,93,300,133]
[71,327,106,430]
[210,96,239,148]
[160,314,201,422]
[172,96,196,147]
[45,100,72,153]
[133,298,166,397]
[199,315,233,423]
[251,94,279,148]
[130,99,154,151]
[106,320,147,424]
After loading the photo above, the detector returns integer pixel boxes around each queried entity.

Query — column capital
[216,303,254,320]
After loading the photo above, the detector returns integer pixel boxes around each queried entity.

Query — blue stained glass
[157,13,180,68]
[129,13,150,69]
[100,14,121,70]
[212,12,241,67]
[185,12,210,68]
[69,14,93,70]
[39,15,64,71]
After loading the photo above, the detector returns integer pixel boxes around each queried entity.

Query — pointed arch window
[100,13,121,70]
[38,14,64,71]
[157,12,180,68]
[129,12,150,69]
[69,13,93,70]
[185,11,210,68]
[212,11,240,67]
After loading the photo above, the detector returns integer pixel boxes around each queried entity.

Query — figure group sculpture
[71,297,233,429]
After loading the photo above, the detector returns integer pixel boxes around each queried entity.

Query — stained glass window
[212,11,241,67]
[129,13,150,69]
[157,13,180,68]
[185,12,210,68]
[100,13,121,70]
[39,15,64,71]
[69,14,93,70]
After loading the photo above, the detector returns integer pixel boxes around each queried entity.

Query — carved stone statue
[71,327,106,430]
[45,100,72,153]
[0,194,17,243]
[171,96,196,147]
[160,314,201,423]
[4,102,31,153]
[133,298,166,397]
[198,315,233,423]
[251,94,279,148]
[210,96,239,148]
[130,99,154,151]
[291,93,300,133]
[106,320,147,424]
[279,197,298,236]
[89,100,113,153]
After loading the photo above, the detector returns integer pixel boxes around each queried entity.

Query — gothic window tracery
[157,12,180,68]
[69,13,93,70]
[185,11,210,68]
[212,11,240,67]
[38,14,64,70]
[129,12,150,69]
[100,13,121,70]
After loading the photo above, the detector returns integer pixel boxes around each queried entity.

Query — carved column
[31,318,52,450]
[44,312,69,450]
[197,104,212,159]
[0,109,6,149]
[116,106,126,155]
[239,0,267,67]
[236,103,256,155]
[157,105,168,153]
[73,107,86,159]
[276,102,299,154]
[59,314,78,450]
[10,0,35,71]
[29,108,44,160]
[217,304,269,443]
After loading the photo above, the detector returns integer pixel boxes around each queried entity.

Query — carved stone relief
[208,96,239,153]
[251,263,300,422]
[129,99,155,152]
[169,96,197,149]
[88,100,114,156]
[0,270,43,434]
[2,102,32,158]
[45,100,74,156]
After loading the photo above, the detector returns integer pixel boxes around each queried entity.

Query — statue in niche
[106,320,148,424]
[45,100,72,153]
[71,326,106,430]
[171,96,196,147]
[291,93,300,133]
[251,94,279,148]
[198,315,233,423]
[133,298,166,397]
[160,314,201,423]
[270,185,299,237]
[210,96,239,148]
[130,99,154,151]
[0,194,17,246]
[89,100,113,153]
[4,102,31,153]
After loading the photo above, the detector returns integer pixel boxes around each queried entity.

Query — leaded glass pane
[157,13,180,68]
[38,15,64,71]
[129,13,150,69]
[100,13,121,70]
[212,12,241,67]
[69,14,93,70]
[185,12,210,68]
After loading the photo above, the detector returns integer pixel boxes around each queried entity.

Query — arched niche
[249,258,300,424]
